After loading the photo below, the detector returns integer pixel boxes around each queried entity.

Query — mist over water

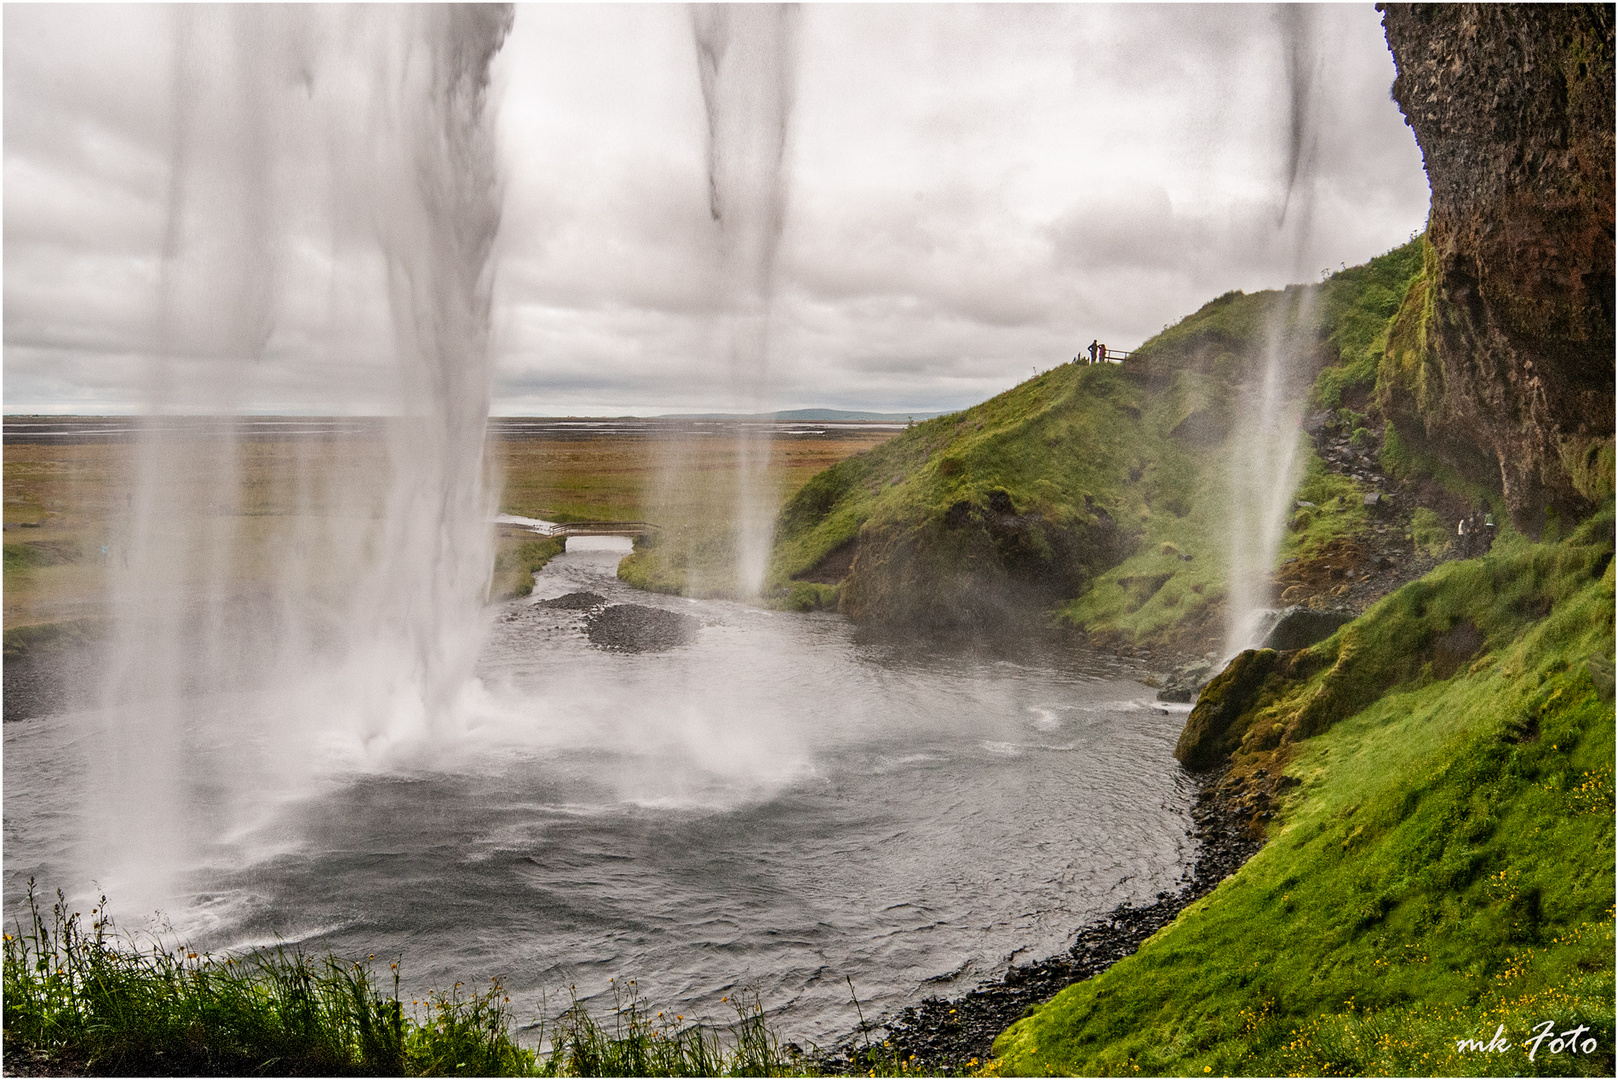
[690,4,800,596]
[89,5,514,909]
[1222,8,1324,659]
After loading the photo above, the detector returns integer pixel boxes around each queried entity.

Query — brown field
[3,421,896,632]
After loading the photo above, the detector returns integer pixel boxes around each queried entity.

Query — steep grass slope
[768,241,1425,647]
[992,510,1615,1076]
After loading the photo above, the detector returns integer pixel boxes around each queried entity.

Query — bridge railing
[497,518,660,538]
[548,520,660,537]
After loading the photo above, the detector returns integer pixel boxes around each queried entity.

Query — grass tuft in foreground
[3,882,531,1076]
[542,979,813,1077]
[2,885,829,1076]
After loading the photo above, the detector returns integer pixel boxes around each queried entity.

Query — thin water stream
[5,542,1198,1046]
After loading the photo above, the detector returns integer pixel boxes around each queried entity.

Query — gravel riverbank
[816,767,1262,1075]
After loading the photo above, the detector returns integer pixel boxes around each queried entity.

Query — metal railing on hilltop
[1070,348,1132,364]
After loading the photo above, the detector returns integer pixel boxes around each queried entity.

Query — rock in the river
[537,591,606,610]
[1155,658,1215,703]
[584,604,699,651]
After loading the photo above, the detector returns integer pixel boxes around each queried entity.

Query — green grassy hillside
[765,241,1426,644]
[991,510,1615,1076]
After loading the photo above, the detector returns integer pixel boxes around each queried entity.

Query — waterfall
[89,5,513,909]
[691,3,799,597]
[1222,288,1316,658]
[1222,5,1322,659]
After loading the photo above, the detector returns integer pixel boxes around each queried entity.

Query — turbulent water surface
[4,542,1197,1046]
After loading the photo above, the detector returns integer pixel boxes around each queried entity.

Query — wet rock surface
[583,603,699,651]
[1260,605,1353,651]
[816,769,1261,1075]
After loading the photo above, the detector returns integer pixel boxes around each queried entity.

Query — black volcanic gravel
[535,591,607,610]
[583,603,699,651]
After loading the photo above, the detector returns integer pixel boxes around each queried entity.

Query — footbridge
[495,514,658,546]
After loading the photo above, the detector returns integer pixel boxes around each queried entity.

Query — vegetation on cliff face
[1378,3,1615,536]
[767,240,1426,648]
[993,511,1615,1076]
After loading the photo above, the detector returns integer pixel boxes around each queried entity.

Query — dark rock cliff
[1378,3,1614,536]
[837,488,1130,634]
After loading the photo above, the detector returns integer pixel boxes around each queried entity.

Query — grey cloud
[784,192,1066,330]
[5,4,1429,417]
[1046,186,1189,272]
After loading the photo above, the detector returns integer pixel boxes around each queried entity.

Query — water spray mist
[90,5,513,909]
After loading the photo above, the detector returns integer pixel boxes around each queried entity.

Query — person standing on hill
[1088,339,1099,364]
[1098,343,1108,363]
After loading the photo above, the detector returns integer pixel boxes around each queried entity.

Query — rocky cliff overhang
[1379,3,1614,534]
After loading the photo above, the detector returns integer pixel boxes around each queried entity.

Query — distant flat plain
[2,416,900,632]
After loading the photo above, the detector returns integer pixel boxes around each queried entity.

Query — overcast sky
[4,3,1429,417]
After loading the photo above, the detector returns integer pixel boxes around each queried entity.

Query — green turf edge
[990,512,1616,1077]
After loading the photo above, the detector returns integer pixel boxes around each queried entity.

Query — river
[3,539,1197,1048]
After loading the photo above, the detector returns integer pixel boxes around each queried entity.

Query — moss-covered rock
[837,487,1130,633]
[1175,648,1283,770]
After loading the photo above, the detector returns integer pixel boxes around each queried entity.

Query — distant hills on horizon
[5,408,954,423]
[651,408,950,422]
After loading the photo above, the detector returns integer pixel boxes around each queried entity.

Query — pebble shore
[816,768,1262,1075]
